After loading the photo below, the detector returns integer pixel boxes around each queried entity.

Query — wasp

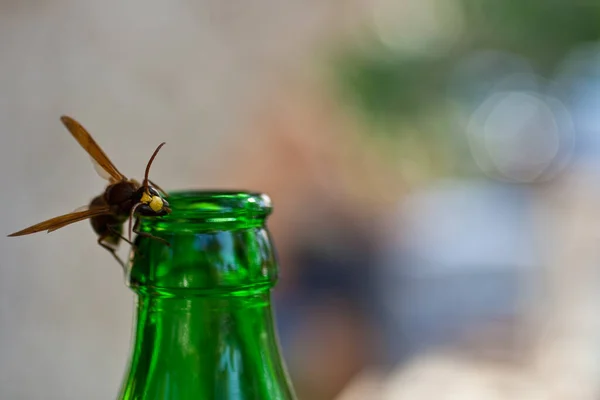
[8,116,171,270]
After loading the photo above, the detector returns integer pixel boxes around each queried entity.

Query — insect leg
[106,224,135,247]
[106,224,150,263]
[132,218,171,247]
[97,234,126,272]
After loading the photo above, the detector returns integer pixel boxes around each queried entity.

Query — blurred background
[3,0,600,399]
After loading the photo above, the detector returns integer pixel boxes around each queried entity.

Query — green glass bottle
[117,191,296,400]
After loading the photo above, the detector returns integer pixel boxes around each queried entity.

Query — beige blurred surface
[5,2,600,400]
[0,1,364,398]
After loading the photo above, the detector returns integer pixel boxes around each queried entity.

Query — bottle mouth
[130,190,278,294]
[139,190,273,232]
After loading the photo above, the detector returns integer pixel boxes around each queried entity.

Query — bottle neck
[119,291,292,399]
[118,191,295,400]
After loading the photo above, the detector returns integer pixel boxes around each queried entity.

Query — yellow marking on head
[149,196,164,212]
[140,192,152,204]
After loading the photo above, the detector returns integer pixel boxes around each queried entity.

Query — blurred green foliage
[332,0,600,124]
[329,0,600,178]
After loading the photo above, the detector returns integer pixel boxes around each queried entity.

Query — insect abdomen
[89,195,125,239]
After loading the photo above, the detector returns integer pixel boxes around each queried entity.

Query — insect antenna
[129,142,167,241]
[143,142,166,193]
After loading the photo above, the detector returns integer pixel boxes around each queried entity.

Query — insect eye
[149,196,163,212]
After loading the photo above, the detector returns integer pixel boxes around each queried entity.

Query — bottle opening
[129,190,278,296]
[140,190,273,232]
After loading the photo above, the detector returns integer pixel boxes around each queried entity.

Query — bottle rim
[129,190,278,294]
[139,190,273,231]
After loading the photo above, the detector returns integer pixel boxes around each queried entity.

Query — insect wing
[71,204,92,213]
[91,156,114,181]
[8,206,111,236]
[47,205,109,232]
[60,116,126,183]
